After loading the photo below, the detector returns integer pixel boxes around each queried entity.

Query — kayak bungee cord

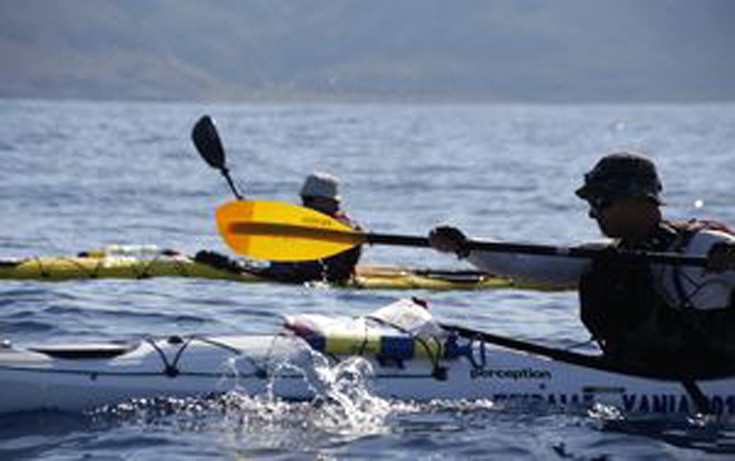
[0,335,275,379]
[364,314,447,381]
[58,257,102,279]
[142,335,273,379]
[108,250,195,279]
[143,335,193,378]
[18,253,198,281]
[196,335,275,379]
[133,253,190,279]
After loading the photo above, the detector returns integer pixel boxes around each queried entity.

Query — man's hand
[705,241,735,273]
[428,226,471,258]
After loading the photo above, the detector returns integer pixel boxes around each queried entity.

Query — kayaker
[259,171,362,283]
[429,152,735,375]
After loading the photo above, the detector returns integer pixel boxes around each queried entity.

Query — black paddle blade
[191,115,226,169]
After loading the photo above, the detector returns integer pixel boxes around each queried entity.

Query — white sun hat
[299,171,341,200]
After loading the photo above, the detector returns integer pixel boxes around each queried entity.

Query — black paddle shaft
[365,232,708,267]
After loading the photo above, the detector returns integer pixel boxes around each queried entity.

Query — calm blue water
[0,99,734,459]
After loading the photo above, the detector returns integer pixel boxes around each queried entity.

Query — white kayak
[0,300,733,415]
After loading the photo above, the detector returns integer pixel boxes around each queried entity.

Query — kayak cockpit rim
[28,341,140,359]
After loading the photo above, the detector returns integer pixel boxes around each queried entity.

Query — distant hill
[1,0,734,102]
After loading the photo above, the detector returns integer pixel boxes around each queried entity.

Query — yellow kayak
[0,247,563,291]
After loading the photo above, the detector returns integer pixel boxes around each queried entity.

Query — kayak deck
[1,332,733,415]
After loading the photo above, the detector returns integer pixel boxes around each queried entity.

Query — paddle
[191,115,244,200]
[215,199,709,267]
[443,322,717,415]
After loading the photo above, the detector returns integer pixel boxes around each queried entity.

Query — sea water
[0,99,733,459]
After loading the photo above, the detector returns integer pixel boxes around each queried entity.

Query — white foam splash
[95,344,421,438]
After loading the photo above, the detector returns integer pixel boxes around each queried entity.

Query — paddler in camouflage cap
[429,151,735,376]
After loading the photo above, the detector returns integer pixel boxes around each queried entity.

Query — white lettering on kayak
[470,368,552,380]
[622,394,735,415]
[490,393,735,414]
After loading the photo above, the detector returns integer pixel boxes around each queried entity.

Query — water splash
[309,356,403,435]
[93,347,421,439]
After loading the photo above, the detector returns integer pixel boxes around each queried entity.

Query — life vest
[579,220,735,373]
[316,211,362,281]
[264,210,362,283]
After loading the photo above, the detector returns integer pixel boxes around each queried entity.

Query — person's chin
[597,223,615,238]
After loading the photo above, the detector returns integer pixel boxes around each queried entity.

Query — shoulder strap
[674,219,735,236]
[670,225,697,310]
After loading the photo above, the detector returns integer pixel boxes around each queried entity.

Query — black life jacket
[579,224,676,354]
[578,221,735,370]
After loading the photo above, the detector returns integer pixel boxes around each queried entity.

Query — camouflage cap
[575,152,663,204]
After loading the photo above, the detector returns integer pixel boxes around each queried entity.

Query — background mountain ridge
[2,0,734,103]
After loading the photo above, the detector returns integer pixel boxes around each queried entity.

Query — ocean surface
[0,99,734,459]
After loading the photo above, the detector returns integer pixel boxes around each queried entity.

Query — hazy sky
[1,0,734,102]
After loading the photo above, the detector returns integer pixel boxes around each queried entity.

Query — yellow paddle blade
[215,200,365,261]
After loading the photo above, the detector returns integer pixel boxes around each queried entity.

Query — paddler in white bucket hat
[263,171,362,283]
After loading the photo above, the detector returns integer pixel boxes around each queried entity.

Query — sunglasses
[587,195,614,213]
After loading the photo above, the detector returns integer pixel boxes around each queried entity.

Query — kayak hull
[0,334,732,415]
